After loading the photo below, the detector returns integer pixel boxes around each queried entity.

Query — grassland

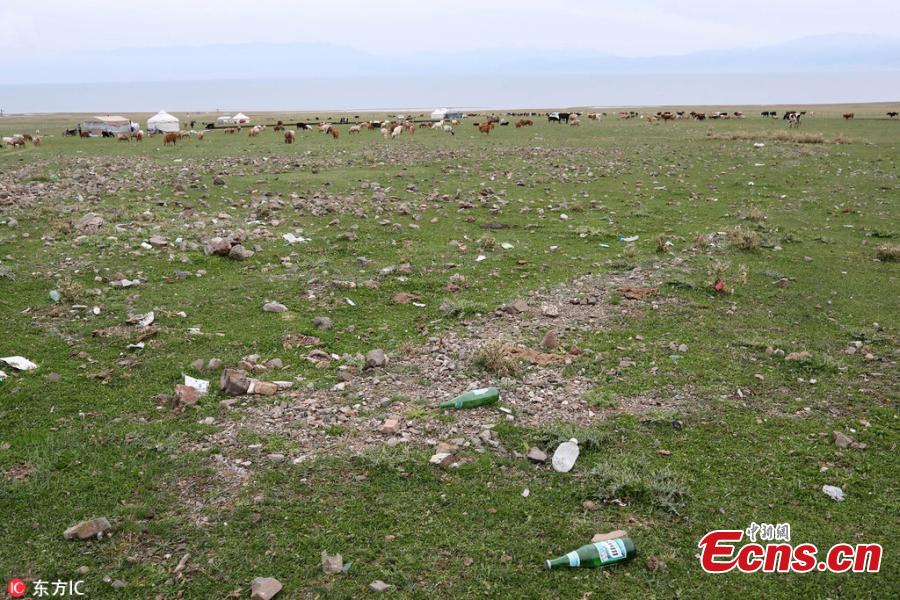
[1,105,898,598]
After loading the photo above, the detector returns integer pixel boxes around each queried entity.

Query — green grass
[1,109,898,598]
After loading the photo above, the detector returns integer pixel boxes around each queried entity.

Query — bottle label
[593,539,627,563]
[566,551,581,567]
[472,387,490,396]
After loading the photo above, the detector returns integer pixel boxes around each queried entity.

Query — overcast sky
[2,0,899,59]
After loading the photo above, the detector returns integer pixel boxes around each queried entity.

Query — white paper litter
[184,375,209,395]
[1,356,38,371]
[282,233,310,244]
[127,311,155,327]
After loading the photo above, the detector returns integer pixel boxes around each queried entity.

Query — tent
[431,108,447,121]
[216,115,235,126]
[147,110,180,133]
[82,115,130,134]
[232,113,250,124]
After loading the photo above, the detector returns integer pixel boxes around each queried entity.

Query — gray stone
[228,244,254,260]
[250,577,282,600]
[366,349,387,369]
[833,431,853,448]
[313,316,333,330]
[526,448,548,463]
[263,301,288,313]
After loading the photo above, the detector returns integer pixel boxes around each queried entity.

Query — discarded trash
[551,438,579,473]
[282,233,309,244]
[439,387,499,409]
[713,279,725,293]
[126,342,145,350]
[598,243,610,248]
[127,311,155,327]
[1,356,38,371]
[822,485,845,502]
[0,370,7,383]
[500,242,514,250]
[620,235,639,242]
[183,375,209,395]
[49,290,61,303]
[476,254,487,262]
[345,297,356,306]
[546,537,635,569]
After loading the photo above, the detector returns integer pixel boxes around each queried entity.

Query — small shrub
[592,461,689,515]
[726,226,760,251]
[473,341,518,377]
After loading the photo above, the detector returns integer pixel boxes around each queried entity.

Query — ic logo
[7,578,27,598]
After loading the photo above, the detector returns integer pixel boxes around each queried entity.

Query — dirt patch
[196,266,680,475]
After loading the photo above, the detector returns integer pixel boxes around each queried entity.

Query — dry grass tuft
[876,244,900,262]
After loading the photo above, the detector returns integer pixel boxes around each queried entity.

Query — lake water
[1,73,897,114]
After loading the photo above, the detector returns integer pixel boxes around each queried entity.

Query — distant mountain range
[2,34,898,84]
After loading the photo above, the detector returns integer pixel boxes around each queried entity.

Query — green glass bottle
[439,387,499,409]
[546,537,636,570]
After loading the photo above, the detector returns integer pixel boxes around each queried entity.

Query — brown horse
[163,132,178,145]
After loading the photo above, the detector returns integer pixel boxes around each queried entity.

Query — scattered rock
[203,237,232,256]
[175,384,201,407]
[526,448,548,463]
[228,244,254,260]
[263,301,288,313]
[366,349,387,369]
[833,431,853,448]
[369,580,391,593]
[380,418,401,434]
[313,316,333,330]
[75,213,104,234]
[250,577,282,600]
[822,484,845,502]
[785,351,811,361]
[207,358,223,370]
[618,287,657,300]
[541,304,560,318]
[429,452,458,468]
[213,175,226,186]
[190,359,205,371]
[64,517,111,540]
[591,530,628,543]
[321,551,343,575]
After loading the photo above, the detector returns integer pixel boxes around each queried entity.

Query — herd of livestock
[2,109,898,149]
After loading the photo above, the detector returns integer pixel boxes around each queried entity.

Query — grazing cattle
[391,125,403,139]
[443,125,454,135]
[843,112,854,120]
[8,135,26,148]
[348,125,361,134]
[132,129,144,141]
[478,122,495,134]
[274,120,285,132]
[431,120,444,130]
[248,125,261,136]
[284,130,296,144]
[163,132,178,145]
[196,131,204,140]
[64,128,78,137]
[32,135,41,146]
[329,127,339,140]
[406,124,417,135]
[451,119,460,125]
[786,112,802,128]
[117,133,130,142]
[888,111,899,118]
[499,119,509,126]
[569,117,581,126]
[79,130,91,138]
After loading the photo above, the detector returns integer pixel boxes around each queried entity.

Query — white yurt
[431,108,447,121]
[147,110,180,133]
[216,115,235,126]
[232,112,250,124]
